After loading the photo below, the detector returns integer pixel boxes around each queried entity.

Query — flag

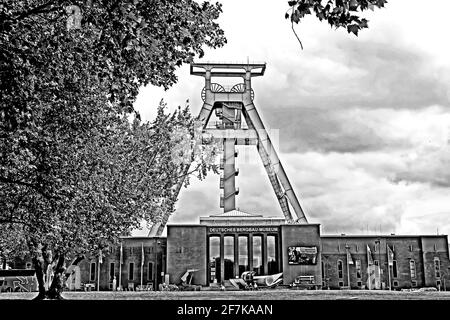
[141,243,145,267]
[98,249,103,264]
[346,248,354,265]
[387,245,394,266]
[366,265,376,290]
[367,245,373,265]
[140,243,145,288]
[119,243,123,265]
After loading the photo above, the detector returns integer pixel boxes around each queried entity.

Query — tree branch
[291,21,304,50]
[0,218,31,226]
[11,0,61,22]
[0,176,59,201]
[175,161,202,180]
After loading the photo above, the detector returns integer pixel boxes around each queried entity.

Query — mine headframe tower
[148,62,308,237]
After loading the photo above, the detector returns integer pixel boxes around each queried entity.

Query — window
[337,260,343,279]
[356,245,359,252]
[252,236,262,276]
[209,236,220,283]
[128,262,134,281]
[357,281,362,287]
[409,260,416,279]
[409,245,413,252]
[436,280,441,287]
[267,236,278,275]
[355,260,362,279]
[238,236,249,276]
[148,262,153,281]
[338,281,344,287]
[109,262,115,281]
[434,258,441,278]
[90,262,96,282]
[321,261,325,279]
[412,280,417,287]
[374,260,379,266]
[224,236,234,280]
[392,260,398,278]
[25,262,32,269]
[393,280,399,287]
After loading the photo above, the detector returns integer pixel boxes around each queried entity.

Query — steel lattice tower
[148,62,308,236]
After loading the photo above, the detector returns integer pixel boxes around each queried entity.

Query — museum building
[73,210,450,291]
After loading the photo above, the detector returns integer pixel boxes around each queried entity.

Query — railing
[205,122,247,130]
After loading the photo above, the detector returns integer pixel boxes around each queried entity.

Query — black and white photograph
[1,0,450,316]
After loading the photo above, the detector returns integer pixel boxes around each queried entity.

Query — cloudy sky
[133,0,450,237]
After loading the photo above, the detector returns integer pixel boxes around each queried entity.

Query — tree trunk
[32,253,66,300]
[32,257,48,300]
[47,254,66,300]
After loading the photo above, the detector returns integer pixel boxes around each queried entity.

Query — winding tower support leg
[243,101,307,223]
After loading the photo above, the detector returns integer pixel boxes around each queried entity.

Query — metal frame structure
[148,62,307,237]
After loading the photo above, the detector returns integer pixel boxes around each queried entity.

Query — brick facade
[166,225,208,286]
[78,237,166,291]
[9,217,449,292]
[321,235,449,290]
[280,224,322,285]
[73,225,450,291]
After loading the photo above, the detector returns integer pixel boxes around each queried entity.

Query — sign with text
[288,246,318,265]
[208,226,279,234]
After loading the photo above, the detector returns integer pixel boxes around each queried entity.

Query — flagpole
[97,249,101,291]
[387,244,392,291]
[345,244,351,290]
[119,242,123,291]
[375,238,381,290]
[140,242,144,289]
[367,245,371,290]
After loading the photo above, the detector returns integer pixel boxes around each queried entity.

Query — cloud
[282,151,443,235]
[132,0,450,237]
[392,145,450,187]
[264,107,404,153]
[255,40,450,112]
[263,105,450,155]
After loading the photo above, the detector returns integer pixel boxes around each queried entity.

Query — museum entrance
[207,226,280,284]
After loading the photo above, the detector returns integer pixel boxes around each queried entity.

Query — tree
[285,0,388,49]
[0,1,224,299]
[0,99,218,299]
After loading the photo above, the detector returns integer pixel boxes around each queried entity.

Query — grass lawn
[2,289,450,300]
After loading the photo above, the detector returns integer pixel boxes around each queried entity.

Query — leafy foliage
[0,0,225,298]
[286,0,388,45]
